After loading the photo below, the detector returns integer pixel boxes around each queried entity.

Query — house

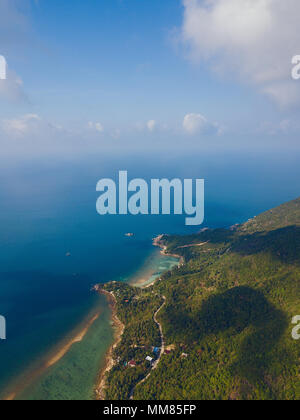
[181,353,188,358]
[128,360,136,367]
[165,344,176,352]
[146,356,153,363]
[153,347,160,354]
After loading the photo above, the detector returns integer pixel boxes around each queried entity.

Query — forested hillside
[102,197,300,400]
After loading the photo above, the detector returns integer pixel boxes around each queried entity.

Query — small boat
[125,233,134,237]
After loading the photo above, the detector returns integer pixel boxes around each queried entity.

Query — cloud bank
[183,113,223,135]
[147,120,156,132]
[2,113,41,136]
[183,113,208,134]
[88,121,104,133]
[182,0,300,106]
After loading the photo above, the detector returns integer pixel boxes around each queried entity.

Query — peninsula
[97,197,300,400]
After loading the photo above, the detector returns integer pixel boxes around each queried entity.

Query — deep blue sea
[0,150,299,399]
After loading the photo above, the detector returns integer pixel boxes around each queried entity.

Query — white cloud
[1,113,67,140]
[88,121,104,133]
[134,120,157,132]
[183,113,207,134]
[183,113,222,135]
[262,82,300,108]
[259,118,300,136]
[147,120,156,132]
[182,0,300,106]
[2,114,41,137]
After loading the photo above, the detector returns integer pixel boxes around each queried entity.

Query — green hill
[239,197,300,233]
[101,197,300,400]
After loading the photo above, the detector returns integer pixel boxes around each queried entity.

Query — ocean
[0,150,299,399]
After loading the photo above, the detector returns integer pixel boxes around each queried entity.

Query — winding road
[129,295,166,399]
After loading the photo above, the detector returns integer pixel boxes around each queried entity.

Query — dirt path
[176,242,208,249]
[129,296,166,399]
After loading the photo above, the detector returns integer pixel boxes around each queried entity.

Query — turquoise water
[18,297,114,401]
[14,249,179,400]
[128,248,180,287]
[0,158,190,399]
[1,152,300,399]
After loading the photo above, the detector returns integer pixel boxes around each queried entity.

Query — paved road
[129,296,166,399]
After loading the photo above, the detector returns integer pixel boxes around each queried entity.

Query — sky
[0,0,300,160]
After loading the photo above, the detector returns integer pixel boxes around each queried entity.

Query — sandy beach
[129,263,163,288]
[128,236,182,288]
[153,234,185,264]
[3,310,101,401]
[45,312,100,369]
[3,237,181,401]
[94,236,183,399]
[94,288,125,400]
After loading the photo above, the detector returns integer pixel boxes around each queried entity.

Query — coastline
[94,287,125,400]
[152,234,185,265]
[94,234,183,400]
[3,309,101,401]
[128,235,183,289]
[3,235,182,401]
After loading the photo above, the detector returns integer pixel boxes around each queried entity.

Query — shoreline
[129,252,180,288]
[94,234,183,399]
[3,310,101,401]
[142,235,183,289]
[3,235,181,401]
[94,288,125,400]
[152,234,185,265]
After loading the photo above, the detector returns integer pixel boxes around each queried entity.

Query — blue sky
[0,0,300,159]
